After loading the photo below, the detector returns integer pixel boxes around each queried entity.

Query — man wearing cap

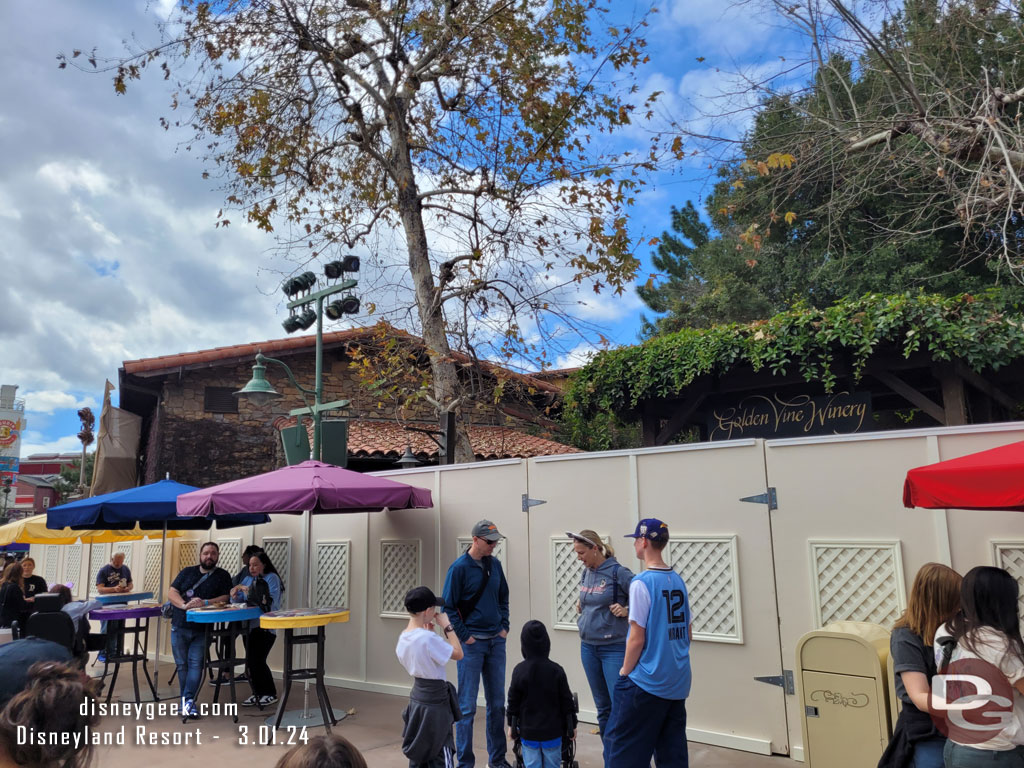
[603,518,692,768]
[442,520,511,768]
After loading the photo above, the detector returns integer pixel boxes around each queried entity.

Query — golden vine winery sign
[708,392,872,440]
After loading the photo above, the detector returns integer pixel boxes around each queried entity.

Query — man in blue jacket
[443,520,511,768]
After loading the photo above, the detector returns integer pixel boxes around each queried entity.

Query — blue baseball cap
[625,518,670,542]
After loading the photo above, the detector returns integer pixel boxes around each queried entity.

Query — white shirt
[934,624,1024,750]
[396,628,454,680]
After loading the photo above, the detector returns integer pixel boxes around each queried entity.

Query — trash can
[796,621,892,768]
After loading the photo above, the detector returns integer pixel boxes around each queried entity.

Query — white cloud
[18,432,84,458]
[555,342,599,369]
[21,391,98,416]
[37,160,114,196]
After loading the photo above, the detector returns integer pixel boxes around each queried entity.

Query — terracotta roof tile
[275,417,579,461]
[122,323,560,394]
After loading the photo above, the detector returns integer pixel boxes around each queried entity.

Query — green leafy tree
[62,0,666,462]
[666,0,1024,312]
[55,453,94,503]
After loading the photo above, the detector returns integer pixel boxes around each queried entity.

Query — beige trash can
[796,621,892,768]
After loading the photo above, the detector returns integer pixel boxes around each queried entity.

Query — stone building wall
[149,347,548,485]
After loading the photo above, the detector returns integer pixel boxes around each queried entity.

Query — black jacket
[0,583,29,629]
[401,677,460,765]
[507,621,577,742]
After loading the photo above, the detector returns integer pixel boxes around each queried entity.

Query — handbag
[162,570,212,618]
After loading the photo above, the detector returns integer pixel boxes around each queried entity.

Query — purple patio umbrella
[176,460,433,726]
[176,459,433,518]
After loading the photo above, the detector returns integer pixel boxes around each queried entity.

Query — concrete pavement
[85,660,793,767]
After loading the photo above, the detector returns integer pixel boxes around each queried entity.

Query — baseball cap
[624,518,670,542]
[404,586,444,614]
[0,637,73,708]
[471,519,503,541]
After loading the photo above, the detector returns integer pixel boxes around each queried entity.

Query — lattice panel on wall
[63,543,82,590]
[217,538,242,575]
[551,538,585,630]
[90,544,109,590]
[261,537,292,606]
[177,541,199,573]
[810,541,905,628]
[455,537,507,576]
[44,545,59,584]
[380,540,420,617]
[315,541,350,610]
[992,542,1024,615]
[666,536,743,643]
[144,542,163,595]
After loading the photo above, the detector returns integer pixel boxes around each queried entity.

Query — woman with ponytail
[568,529,634,743]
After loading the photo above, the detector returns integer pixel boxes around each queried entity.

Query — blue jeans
[171,625,206,702]
[522,742,561,768]
[580,641,626,737]
[944,742,1024,767]
[910,737,945,768]
[603,676,688,768]
[456,635,507,767]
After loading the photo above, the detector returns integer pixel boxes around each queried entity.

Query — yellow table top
[260,608,350,629]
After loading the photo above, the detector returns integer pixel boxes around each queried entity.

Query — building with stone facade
[118,324,578,487]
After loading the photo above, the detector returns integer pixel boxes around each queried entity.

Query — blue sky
[0,0,807,457]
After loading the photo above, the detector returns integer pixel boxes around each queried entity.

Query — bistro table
[186,603,262,723]
[88,604,161,704]
[95,591,154,605]
[259,607,349,730]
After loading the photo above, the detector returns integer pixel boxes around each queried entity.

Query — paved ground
[85,660,793,767]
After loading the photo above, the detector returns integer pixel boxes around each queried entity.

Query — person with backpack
[442,520,511,768]
[933,566,1024,767]
[166,542,232,719]
[229,549,283,707]
[507,620,577,768]
[568,528,633,746]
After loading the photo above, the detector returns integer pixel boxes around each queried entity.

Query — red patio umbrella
[903,440,1024,512]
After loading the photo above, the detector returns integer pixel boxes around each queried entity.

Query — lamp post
[235,256,361,462]
[234,257,361,729]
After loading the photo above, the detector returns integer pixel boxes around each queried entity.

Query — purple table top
[89,604,162,621]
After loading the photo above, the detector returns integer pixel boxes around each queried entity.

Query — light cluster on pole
[280,258,361,336]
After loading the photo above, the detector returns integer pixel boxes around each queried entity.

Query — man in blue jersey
[603,518,692,768]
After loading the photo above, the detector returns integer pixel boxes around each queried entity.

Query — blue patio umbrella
[48,478,269,698]
[47,478,268,531]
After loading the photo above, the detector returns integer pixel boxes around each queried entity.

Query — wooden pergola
[637,347,1024,446]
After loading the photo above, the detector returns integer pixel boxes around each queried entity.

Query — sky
[0,0,806,457]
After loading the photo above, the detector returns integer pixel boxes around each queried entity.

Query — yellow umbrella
[0,514,181,546]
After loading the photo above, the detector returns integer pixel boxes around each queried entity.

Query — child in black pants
[507,620,577,768]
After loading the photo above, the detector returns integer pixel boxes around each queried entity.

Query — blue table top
[186,605,262,624]
[95,591,154,605]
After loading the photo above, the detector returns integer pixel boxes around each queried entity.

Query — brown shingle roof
[272,417,579,461]
[121,323,561,395]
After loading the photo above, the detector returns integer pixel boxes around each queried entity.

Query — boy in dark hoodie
[507,620,577,768]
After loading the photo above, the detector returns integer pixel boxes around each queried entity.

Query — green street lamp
[235,258,362,463]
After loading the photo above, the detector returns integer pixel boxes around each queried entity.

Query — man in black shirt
[167,542,231,719]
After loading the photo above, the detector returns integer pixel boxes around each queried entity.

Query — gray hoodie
[577,556,634,645]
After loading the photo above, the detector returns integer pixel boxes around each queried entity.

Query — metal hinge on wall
[739,487,778,510]
[522,494,547,513]
[754,669,794,695]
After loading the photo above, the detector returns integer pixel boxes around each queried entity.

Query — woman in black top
[879,562,962,768]
[20,558,48,599]
[0,562,31,629]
